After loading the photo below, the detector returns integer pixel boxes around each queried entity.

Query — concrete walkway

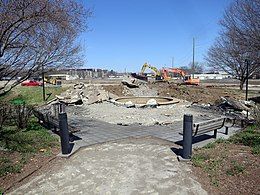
[10,138,207,195]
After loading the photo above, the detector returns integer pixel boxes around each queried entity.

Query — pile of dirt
[102,85,125,97]
[154,82,244,105]
[101,82,245,105]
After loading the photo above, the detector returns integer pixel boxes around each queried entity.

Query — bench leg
[214,129,217,138]
[225,127,229,135]
[241,120,244,128]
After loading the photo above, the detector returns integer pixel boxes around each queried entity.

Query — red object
[21,80,42,86]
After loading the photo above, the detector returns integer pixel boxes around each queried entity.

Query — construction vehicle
[161,68,200,85]
[44,76,61,85]
[140,63,162,80]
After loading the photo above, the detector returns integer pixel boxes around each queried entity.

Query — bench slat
[193,117,225,126]
[193,118,226,136]
[193,122,224,132]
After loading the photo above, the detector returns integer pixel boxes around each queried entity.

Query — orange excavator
[161,68,200,85]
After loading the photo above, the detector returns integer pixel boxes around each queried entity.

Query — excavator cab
[184,75,199,85]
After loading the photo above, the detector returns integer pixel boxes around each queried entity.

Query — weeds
[203,142,216,149]
[252,145,260,155]
[215,138,228,144]
[192,153,209,167]
[226,160,245,176]
[192,152,222,186]
[0,187,3,194]
[0,157,22,177]
[229,125,260,155]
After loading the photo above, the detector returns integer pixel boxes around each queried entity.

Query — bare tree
[206,0,260,90]
[188,62,204,74]
[179,62,204,74]
[0,0,91,95]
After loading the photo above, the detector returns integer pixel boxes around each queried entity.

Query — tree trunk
[239,78,245,90]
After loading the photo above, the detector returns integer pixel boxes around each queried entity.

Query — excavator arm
[141,63,161,76]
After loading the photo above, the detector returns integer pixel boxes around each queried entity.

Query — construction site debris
[249,96,260,104]
[74,82,85,89]
[121,80,139,88]
[218,96,250,111]
[55,83,118,105]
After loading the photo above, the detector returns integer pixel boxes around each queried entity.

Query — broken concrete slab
[74,82,85,89]
[54,83,118,106]
[219,96,250,111]
[121,80,139,88]
[249,96,260,104]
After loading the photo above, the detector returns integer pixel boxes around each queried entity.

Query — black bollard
[59,112,70,154]
[182,114,193,159]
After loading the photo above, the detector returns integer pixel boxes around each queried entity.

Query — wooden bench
[33,109,79,133]
[193,117,235,138]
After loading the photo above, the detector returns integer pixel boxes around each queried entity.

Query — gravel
[67,101,219,126]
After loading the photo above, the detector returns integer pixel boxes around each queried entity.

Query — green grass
[0,118,59,153]
[0,187,3,194]
[229,125,260,155]
[192,153,210,167]
[0,157,22,177]
[192,125,260,187]
[192,152,222,186]
[0,118,59,179]
[0,86,67,105]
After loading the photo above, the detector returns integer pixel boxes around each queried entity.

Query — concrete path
[10,138,207,195]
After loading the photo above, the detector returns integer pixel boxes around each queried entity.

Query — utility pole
[245,59,249,118]
[245,59,249,101]
[192,37,195,79]
[171,57,174,68]
[42,64,46,101]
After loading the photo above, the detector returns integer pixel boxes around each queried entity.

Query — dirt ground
[0,147,59,192]
[192,143,260,195]
[103,81,258,105]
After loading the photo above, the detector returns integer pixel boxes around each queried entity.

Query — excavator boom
[140,63,162,80]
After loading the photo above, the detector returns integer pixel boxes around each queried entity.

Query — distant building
[193,71,233,80]
[48,68,111,79]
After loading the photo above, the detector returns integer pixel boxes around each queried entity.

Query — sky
[79,0,233,72]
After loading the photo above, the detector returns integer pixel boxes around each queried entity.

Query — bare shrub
[12,104,34,129]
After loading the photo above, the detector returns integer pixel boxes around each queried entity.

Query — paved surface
[10,138,208,195]
[68,115,240,155]
[10,107,240,194]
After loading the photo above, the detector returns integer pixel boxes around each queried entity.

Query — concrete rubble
[39,79,259,127]
[214,96,258,122]
[55,83,118,105]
